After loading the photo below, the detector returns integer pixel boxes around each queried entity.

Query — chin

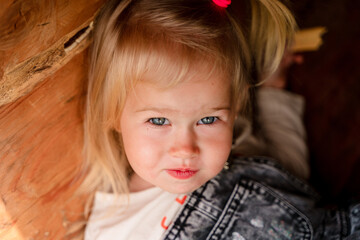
[163,182,203,194]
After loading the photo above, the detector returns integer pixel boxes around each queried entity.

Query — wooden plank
[292,27,327,52]
[0,1,110,239]
[0,51,89,239]
[0,0,106,106]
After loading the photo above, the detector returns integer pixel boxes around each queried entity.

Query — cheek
[211,136,232,162]
[201,126,233,169]
[121,127,166,167]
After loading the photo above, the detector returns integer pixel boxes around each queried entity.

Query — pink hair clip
[212,0,231,8]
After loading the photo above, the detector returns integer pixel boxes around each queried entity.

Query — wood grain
[0,0,108,239]
[0,0,105,106]
[0,51,89,240]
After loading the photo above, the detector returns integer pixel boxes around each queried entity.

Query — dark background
[288,0,360,203]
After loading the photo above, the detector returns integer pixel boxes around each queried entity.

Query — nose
[169,128,199,160]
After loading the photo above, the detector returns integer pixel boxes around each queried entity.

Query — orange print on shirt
[176,195,187,205]
[160,195,187,230]
[161,216,170,230]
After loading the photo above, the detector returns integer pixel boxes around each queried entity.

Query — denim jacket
[162,157,360,240]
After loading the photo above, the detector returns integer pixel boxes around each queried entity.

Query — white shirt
[85,187,186,240]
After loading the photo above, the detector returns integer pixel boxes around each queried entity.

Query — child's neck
[129,173,155,193]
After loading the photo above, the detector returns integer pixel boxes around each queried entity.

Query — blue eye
[149,118,170,126]
[198,117,218,125]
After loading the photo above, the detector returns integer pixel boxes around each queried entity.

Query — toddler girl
[82,0,360,239]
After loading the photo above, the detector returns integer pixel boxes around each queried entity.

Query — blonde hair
[81,0,297,195]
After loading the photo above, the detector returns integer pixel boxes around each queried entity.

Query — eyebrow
[135,106,231,113]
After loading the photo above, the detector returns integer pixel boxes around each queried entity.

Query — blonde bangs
[111,29,230,92]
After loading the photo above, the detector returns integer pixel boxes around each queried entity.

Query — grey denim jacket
[162,157,360,240]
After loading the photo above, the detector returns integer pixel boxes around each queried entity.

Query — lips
[166,169,198,179]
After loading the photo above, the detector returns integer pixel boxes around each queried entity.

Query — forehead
[125,65,232,114]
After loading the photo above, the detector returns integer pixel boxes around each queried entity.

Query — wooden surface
[0,52,88,240]
[0,0,104,106]
[0,0,107,239]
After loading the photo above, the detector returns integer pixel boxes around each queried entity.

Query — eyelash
[147,117,219,126]
[148,118,170,126]
[198,116,219,125]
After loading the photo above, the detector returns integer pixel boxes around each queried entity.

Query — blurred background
[0,0,359,239]
[289,0,360,203]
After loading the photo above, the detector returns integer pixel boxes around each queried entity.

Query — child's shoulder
[164,156,360,239]
[224,156,320,199]
[193,156,320,209]
[164,156,319,239]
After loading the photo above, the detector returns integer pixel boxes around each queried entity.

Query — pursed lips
[166,169,198,179]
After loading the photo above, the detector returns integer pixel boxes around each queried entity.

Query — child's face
[119,66,235,194]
